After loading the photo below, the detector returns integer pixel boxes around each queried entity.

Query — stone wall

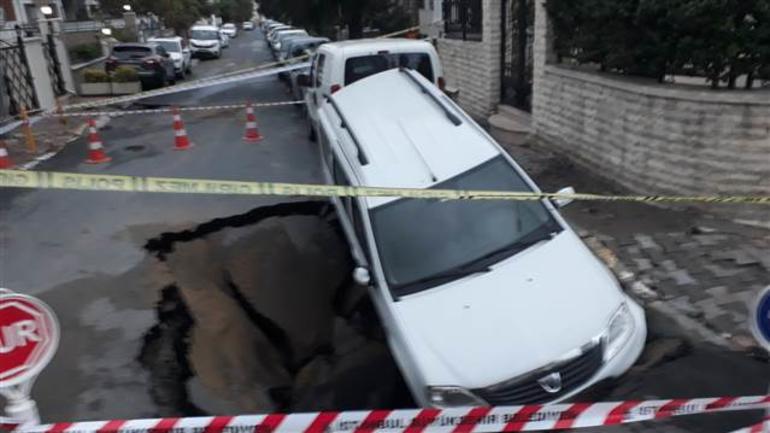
[436,0,502,120]
[533,0,770,225]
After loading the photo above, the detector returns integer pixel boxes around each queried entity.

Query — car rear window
[344,52,434,86]
[112,46,152,59]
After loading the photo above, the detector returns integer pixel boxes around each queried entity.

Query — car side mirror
[297,73,311,87]
[353,267,371,286]
[554,186,576,208]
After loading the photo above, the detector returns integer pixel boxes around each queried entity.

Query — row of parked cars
[260,16,648,409]
[105,20,255,89]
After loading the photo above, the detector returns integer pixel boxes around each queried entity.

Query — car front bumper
[413,297,647,407]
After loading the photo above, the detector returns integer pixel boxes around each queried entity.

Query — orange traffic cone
[85,119,111,164]
[172,107,193,151]
[0,141,14,169]
[243,103,263,142]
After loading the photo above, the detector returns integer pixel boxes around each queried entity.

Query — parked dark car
[106,43,176,89]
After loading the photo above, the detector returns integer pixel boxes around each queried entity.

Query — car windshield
[191,30,219,40]
[345,52,434,85]
[112,46,152,59]
[153,41,180,52]
[369,156,563,297]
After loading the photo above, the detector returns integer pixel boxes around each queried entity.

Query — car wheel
[159,71,168,88]
[177,68,185,80]
[309,124,317,142]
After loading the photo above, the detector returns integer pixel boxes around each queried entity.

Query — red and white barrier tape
[44,101,305,118]
[61,63,310,111]
[728,416,770,433]
[2,396,768,433]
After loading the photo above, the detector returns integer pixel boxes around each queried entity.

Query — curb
[16,115,111,171]
[580,233,738,351]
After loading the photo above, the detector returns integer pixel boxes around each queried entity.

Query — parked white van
[298,39,444,141]
[189,25,222,58]
[314,68,647,407]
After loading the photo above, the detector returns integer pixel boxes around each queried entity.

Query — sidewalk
[1,95,110,169]
[501,136,770,355]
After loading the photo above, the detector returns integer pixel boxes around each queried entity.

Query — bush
[83,69,110,83]
[547,0,770,89]
[68,43,103,64]
[111,66,139,83]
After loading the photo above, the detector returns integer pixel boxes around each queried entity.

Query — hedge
[546,0,770,89]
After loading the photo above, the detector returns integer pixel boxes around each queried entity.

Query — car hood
[392,230,623,388]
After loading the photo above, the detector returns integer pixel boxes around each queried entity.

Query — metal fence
[443,0,483,41]
[61,18,125,33]
[0,32,38,119]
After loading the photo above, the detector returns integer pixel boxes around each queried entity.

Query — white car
[314,68,647,408]
[270,28,308,53]
[300,39,445,141]
[243,21,255,31]
[148,37,192,78]
[219,30,230,48]
[222,23,238,38]
[189,25,222,58]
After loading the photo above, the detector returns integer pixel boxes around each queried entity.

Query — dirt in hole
[140,201,412,415]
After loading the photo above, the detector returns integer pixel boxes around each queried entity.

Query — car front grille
[473,342,604,405]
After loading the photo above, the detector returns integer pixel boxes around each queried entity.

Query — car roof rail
[398,67,462,127]
[325,94,370,166]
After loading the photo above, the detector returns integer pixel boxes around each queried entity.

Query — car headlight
[604,303,635,361]
[426,386,486,407]
[275,42,282,49]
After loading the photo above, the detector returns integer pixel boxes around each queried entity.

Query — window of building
[443,0,482,41]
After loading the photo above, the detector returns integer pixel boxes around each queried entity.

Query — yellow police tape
[1,170,769,205]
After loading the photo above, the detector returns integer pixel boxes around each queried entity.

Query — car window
[315,53,326,87]
[370,156,562,297]
[112,46,152,59]
[190,30,219,40]
[344,52,434,86]
[153,41,180,52]
[332,156,370,263]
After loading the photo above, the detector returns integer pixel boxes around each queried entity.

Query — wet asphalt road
[0,29,321,421]
[0,27,768,433]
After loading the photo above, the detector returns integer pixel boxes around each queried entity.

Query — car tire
[177,69,185,80]
[309,124,317,142]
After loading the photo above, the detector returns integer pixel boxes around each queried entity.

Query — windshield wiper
[400,262,492,293]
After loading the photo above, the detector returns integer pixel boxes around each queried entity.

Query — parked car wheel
[176,69,185,80]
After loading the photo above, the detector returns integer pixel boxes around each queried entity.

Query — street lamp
[40,5,54,16]
[123,4,132,12]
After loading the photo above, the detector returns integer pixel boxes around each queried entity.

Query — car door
[156,46,174,78]
[305,52,326,127]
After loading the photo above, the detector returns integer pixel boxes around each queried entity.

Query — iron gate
[0,29,39,119]
[43,39,65,96]
[500,0,533,111]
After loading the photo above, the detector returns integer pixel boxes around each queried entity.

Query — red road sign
[0,292,59,387]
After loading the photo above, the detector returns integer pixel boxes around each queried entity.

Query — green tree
[132,0,208,35]
[216,0,254,23]
[258,0,413,39]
